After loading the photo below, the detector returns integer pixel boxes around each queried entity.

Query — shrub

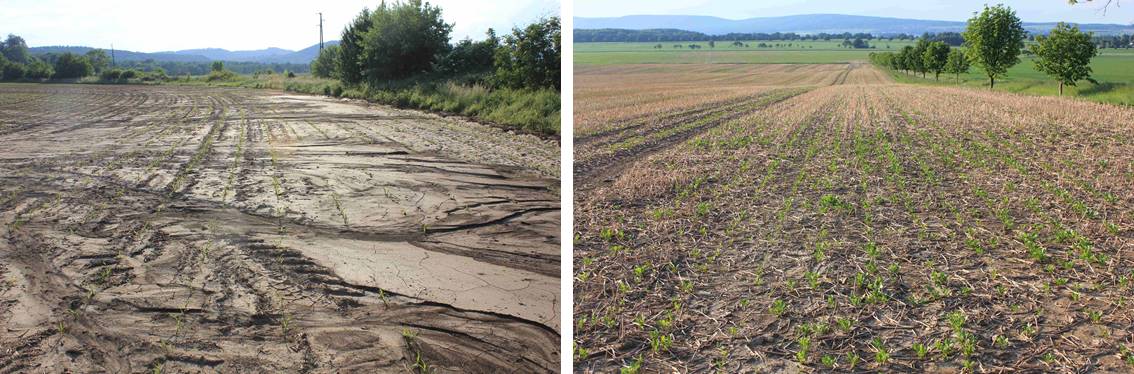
[2,62,26,81]
[53,52,93,79]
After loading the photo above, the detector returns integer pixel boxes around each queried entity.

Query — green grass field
[576,40,1134,106]
[575,40,918,64]
[888,52,1134,106]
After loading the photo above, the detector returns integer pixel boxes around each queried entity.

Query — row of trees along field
[575,29,935,43]
[302,0,560,134]
[2,33,311,83]
[870,4,1098,95]
[1,34,101,81]
[310,1,559,91]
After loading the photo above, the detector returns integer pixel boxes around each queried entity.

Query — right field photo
[572,0,1134,372]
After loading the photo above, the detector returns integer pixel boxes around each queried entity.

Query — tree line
[575,28,957,43]
[2,33,311,82]
[870,5,1098,95]
[310,0,560,91]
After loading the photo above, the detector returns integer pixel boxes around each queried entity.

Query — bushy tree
[897,45,915,74]
[963,4,1026,89]
[311,44,341,79]
[26,58,53,79]
[1,34,30,64]
[53,52,93,79]
[2,60,26,81]
[1032,22,1097,95]
[435,29,499,75]
[911,38,930,77]
[85,49,110,73]
[923,41,950,81]
[494,16,560,89]
[944,48,971,82]
[339,8,372,84]
[359,0,452,84]
[211,61,224,72]
[0,53,9,80]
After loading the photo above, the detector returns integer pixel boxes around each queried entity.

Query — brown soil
[0,83,559,373]
[574,67,1134,373]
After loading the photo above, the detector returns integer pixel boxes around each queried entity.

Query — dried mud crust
[574,83,1134,373]
[0,83,559,373]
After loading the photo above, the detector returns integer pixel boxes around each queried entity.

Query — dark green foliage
[360,0,452,84]
[910,38,930,77]
[944,49,971,81]
[339,8,372,84]
[85,49,110,73]
[963,4,1027,88]
[211,61,224,72]
[435,30,498,75]
[923,41,950,81]
[898,45,916,73]
[494,17,560,90]
[311,44,341,79]
[25,59,53,79]
[1,34,30,64]
[52,52,93,79]
[2,61,26,81]
[1032,22,1098,95]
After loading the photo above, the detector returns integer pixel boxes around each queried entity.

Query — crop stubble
[574,64,1133,372]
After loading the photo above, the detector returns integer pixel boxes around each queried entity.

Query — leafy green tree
[311,44,341,79]
[435,29,499,75]
[1032,22,1098,95]
[963,4,1027,89]
[923,41,950,81]
[0,53,8,79]
[211,61,224,72]
[2,60,26,81]
[85,49,110,73]
[494,17,560,89]
[26,58,54,79]
[359,0,452,83]
[53,52,93,79]
[911,38,930,77]
[1,34,30,64]
[944,48,971,82]
[897,45,915,74]
[339,8,372,85]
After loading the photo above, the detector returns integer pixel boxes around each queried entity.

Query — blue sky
[0,0,559,52]
[574,0,1134,24]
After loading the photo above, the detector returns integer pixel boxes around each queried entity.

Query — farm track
[574,65,1134,373]
[0,83,560,373]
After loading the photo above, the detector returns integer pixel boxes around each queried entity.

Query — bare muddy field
[0,83,559,372]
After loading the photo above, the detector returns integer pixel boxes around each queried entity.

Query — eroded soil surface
[0,83,559,373]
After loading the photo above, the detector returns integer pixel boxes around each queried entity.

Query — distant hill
[263,41,340,64]
[27,46,209,62]
[574,14,1134,36]
[28,41,340,64]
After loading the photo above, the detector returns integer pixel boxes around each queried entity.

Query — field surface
[0,83,560,372]
[574,64,1134,372]
[576,41,1134,106]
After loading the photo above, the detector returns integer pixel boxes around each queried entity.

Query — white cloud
[0,0,560,52]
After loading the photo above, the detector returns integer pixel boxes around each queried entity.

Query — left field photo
[0,0,561,372]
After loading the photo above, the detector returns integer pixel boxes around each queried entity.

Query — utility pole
[318,12,324,50]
